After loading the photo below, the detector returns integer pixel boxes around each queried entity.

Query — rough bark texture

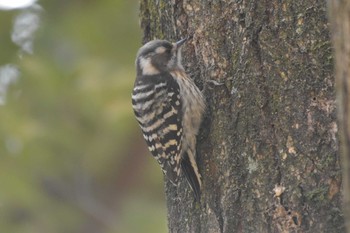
[328,0,350,232]
[140,0,344,232]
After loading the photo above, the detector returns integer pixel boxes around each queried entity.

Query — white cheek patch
[139,57,160,75]
[155,46,166,54]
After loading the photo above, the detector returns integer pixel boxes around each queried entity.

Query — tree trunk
[328,0,350,232]
[139,0,344,232]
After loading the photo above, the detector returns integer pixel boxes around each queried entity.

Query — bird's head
[135,38,189,75]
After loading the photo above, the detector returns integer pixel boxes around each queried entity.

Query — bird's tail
[181,150,202,202]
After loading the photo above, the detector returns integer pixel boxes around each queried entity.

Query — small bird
[131,38,205,201]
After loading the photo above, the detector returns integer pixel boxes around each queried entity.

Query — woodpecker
[131,38,205,201]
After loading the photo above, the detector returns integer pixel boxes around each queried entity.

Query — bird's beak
[174,36,192,49]
[175,38,188,47]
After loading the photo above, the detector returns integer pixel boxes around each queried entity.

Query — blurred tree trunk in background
[328,0,350,232]
[140,0,344,232]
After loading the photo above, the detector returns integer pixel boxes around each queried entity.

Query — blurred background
[0,0,167,232]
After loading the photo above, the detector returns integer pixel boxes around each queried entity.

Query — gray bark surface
[140,0,344,232]
[328,0,350,232]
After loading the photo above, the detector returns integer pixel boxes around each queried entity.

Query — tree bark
[328,0,350,232]
[140,0,344,232]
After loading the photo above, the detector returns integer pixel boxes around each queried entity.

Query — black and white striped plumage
[131,38,205,201]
